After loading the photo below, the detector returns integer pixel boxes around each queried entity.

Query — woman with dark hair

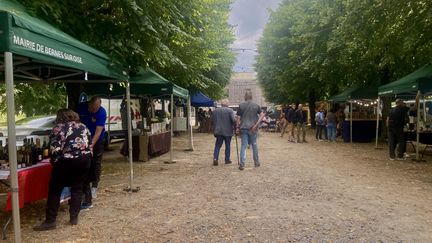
[34,109,92,231]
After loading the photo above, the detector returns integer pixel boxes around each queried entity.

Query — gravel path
[3,130,432,242]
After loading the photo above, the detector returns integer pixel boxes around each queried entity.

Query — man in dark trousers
[387,93,419,160]
[77,96,107,210]
[295,104,308,143]
[211,99,235,166]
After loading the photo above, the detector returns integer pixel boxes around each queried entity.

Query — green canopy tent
[329,85,378,143]
[378,63,432,96]
[329,85,378,103]
[377,63,432,160]
[0,1,131,241]
[84,69,194,161]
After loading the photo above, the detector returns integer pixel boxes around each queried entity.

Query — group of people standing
[279,104,345,143]
[34,97,107,231]
[279,103,308,143]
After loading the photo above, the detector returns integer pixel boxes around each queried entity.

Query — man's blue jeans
[240,129,259,166]
[213,135,232,162]
[327,124,336,141]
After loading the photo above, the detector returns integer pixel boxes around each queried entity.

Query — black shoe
[255,163,260,168]
[70,216,78,225]
[225,160,232,164]
[33,221,56,231]
[239,165,244,170]
[213,159,218,166]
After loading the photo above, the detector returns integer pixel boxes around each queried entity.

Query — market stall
[378,62,432,160]
[84,69,194,162]
[0,0,129,241]
[329,85,379,143]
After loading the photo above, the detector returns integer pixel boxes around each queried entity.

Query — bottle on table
[35,138,43,163]
[0,140,4,162]
[42,140,50,160]
[30,138,37,165]
[24,138,32,167]
[19,138,26,164]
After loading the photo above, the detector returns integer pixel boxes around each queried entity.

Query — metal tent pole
[187,95,194,151]
[375,97,380,149]
[126,82,134,190]
[107,97,111,147]
[415,92,421,161]
[350,101,353,143]
[5,52,22,243]
[169,94,174,162]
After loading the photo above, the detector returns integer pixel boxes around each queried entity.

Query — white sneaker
[91,187,97,198]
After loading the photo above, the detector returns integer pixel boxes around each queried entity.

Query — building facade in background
[227,72,268,108]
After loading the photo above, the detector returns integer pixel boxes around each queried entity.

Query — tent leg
[107,97,111,147]
[186,95,194,151]
[165,94,176,163]
[375,97,382,149]
[5,52,22,243]
[125,82,138,192]
[414,91,423,162]
[350,101,353,143]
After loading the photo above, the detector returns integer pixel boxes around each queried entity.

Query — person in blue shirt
[77,96,107,210]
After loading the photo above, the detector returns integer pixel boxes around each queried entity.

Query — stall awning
[191,92,215,107]
[329,85,378,102]
[84,69,189,99]
[0,0,128,81]
[378,63,432,96]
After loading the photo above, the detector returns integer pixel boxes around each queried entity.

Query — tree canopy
[256,0,432,105]
[2,0,235,116]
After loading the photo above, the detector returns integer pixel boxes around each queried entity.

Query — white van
[101,98,142,144]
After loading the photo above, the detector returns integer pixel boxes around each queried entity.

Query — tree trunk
[308,90,316,128]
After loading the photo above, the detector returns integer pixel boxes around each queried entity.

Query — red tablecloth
[4,162,52,211]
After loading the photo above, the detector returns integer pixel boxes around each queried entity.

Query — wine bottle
[35,138,43,163]
[30,138,37,165]
[20,138,27,164]
[4,138,9,163]
[0,140,4,162]
[25,138,32,166]
[42,140,49,159]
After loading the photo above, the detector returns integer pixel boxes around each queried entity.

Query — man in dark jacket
[287,103,297,142]
[212,99,235,165]
[295,104,308,143]
[387,93,419,160]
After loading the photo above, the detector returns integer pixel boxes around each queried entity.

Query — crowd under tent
[329,85,378,143]
[378,63,432,160]
[0,0,131,241]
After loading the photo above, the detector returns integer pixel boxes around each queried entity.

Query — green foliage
[256,0,432,104]
[17,0,235,100]
[0,83,66,116]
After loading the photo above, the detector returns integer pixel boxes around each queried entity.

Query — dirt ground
[2,129,432,242]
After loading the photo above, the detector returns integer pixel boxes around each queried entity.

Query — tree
[18,0,235,97]
[2,0,235,115]
[256,0,432,107]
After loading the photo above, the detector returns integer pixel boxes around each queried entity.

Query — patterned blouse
[49,121,92,163]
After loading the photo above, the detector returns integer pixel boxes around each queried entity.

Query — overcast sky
[229,0,281,72]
